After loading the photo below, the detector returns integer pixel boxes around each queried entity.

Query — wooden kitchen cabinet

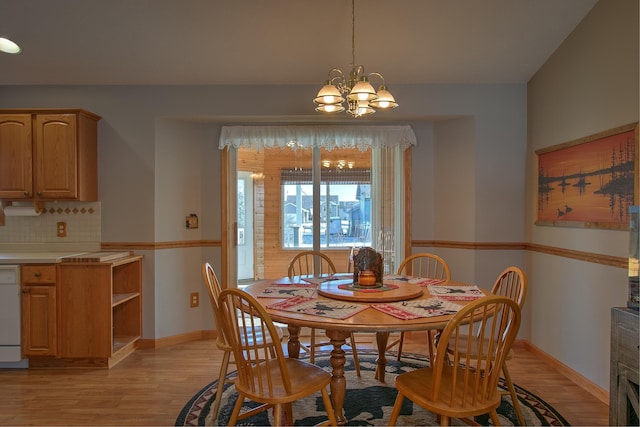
[20,264,57,357]
[0,109,100,201]
[56,254,143,368]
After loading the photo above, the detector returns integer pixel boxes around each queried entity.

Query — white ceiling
[0,0,597,86]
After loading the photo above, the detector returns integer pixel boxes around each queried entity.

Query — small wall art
[536,122,638,230]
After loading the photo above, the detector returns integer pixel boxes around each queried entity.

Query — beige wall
[526,0,639,390]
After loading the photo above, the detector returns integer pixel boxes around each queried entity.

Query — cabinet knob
[36,191,42,196]
[23,191,30,197]
[22,288,29,293]
[34,272,41,278]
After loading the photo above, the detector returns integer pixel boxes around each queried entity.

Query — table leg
[325,329,349,426]
[287,325,301,359]
[374,332,390,382]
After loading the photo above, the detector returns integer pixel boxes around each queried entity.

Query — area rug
[175,351,569,426]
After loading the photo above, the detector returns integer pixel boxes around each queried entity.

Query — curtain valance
[219,125,416,151]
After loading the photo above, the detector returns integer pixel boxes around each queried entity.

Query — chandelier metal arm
[367,72,386,86]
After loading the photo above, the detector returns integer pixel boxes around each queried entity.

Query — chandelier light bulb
[348,77,376,102]
[315,103,346,113]
[369,85,398,110]
[314,82,345,106]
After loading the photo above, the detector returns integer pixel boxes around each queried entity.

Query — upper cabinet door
[34,113,78,200]
[0,114,33,198]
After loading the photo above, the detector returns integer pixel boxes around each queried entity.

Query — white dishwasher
[0,265,23,363]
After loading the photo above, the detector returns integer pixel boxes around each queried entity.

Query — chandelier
[313,0,398,118]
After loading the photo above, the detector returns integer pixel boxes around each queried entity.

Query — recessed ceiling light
[0,37,21,54]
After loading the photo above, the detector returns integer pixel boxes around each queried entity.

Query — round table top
[244,277,487,333]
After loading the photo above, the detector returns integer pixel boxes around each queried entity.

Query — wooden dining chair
[287,250,361,376]
[201,262,284,421]
[445,266,528,425]
[388,253,451,361]
[396,252,451,280]
[287,250,338,279]
[388,295,522,426]
[218,287,337,426]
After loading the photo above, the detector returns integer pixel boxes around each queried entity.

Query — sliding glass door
[219,125,415,285]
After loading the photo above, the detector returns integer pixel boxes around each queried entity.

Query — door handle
[233,222,238,247]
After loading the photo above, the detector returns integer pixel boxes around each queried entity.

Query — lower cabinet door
[21,285,57,357]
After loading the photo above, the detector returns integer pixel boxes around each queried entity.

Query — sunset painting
[536,123,638,229]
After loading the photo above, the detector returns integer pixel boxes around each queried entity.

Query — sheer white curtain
[219,124,416,275]
[372,144,405,274]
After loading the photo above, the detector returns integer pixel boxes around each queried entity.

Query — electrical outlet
[190,292,199,308]
[57,221,67,237]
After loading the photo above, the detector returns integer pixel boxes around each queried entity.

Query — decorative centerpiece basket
[352,247,384,287]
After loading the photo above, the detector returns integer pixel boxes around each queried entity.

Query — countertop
[0,252,89,264]
[0,250,135,264]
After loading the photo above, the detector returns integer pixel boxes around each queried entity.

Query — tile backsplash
[0,202,101,243]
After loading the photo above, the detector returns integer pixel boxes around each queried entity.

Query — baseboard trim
[521,340,609,404]
[137,330,217,350]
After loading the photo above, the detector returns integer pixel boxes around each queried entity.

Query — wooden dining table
[243,275,488,426]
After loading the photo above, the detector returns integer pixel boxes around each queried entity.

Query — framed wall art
[536,122,638,230]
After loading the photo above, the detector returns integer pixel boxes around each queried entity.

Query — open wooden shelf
[55,255,143,368]
[112,292,140,307]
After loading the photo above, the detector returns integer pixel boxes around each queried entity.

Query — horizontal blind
[281,168,371,185]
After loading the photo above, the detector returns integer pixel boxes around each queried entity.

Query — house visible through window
[281,147,372,249]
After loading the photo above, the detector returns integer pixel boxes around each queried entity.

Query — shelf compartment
[112,292,140,307]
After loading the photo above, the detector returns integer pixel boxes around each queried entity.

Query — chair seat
[395,362,502,419]
[236,358,332,403]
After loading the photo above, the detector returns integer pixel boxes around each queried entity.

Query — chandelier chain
[351,0,356,70]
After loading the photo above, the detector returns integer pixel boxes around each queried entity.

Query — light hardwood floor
[0,332,609,426]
